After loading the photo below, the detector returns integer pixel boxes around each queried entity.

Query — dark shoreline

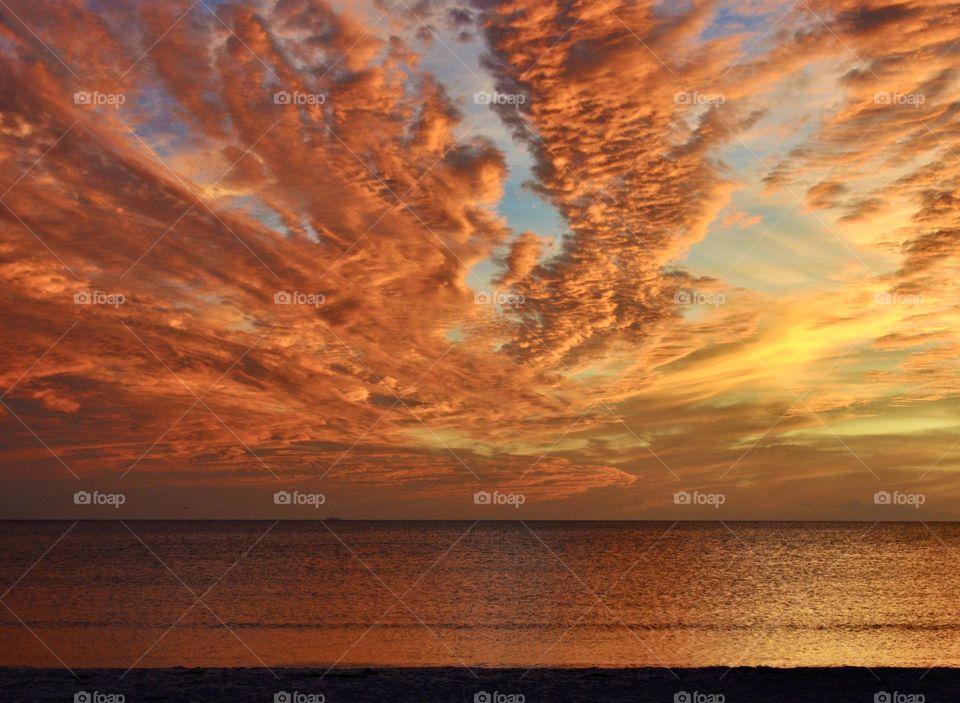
[2,519,956,523]
[3,667,958,702]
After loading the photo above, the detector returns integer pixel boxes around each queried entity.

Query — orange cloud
[2,0,960,519]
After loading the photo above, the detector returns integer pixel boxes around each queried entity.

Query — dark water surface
[2,521,959,669]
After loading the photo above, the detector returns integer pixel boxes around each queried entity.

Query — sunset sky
[2,0,960,519]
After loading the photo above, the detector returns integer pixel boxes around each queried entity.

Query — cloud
[3,0,960,518]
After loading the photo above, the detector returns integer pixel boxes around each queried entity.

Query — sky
[2,0,960,519]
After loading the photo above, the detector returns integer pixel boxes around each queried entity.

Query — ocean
[1,521,958,670]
